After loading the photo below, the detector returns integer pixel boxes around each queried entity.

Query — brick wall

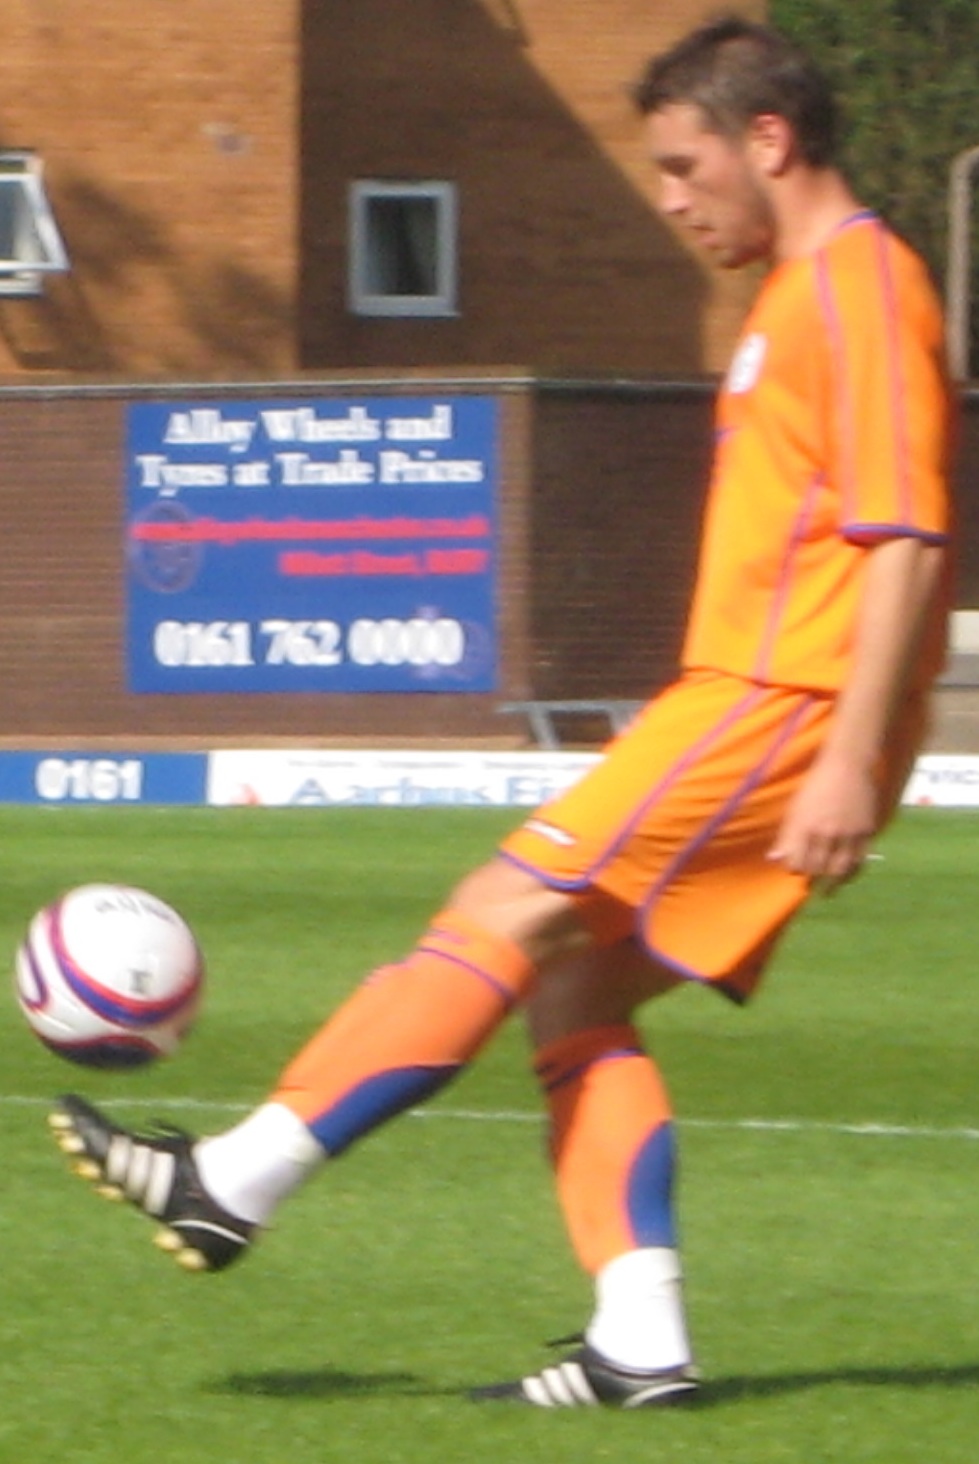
[0,378,973,747]
[0,377,707,743]
[1,0,297,375]
[0,0,759,380]
[300,0,760,375]
[529,384,712,697]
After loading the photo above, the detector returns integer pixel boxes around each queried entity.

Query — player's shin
[535,1025,693,1372]
[195,910,535,1225]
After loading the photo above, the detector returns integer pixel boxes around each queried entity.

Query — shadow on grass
[210,1360,979,1406]
[699,1363,979,1407]
[209,1367,453,1400]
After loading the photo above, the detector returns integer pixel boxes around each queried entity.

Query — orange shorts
[500,670,924,1000]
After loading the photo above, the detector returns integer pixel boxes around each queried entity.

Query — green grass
[2,805,979,1460]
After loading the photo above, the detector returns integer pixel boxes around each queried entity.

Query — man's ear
[748,112,795,177]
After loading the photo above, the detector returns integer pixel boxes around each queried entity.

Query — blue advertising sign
[125,396,498,692]
[0,752,208,805]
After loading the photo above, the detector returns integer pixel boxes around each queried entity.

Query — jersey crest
[726,332,767,394]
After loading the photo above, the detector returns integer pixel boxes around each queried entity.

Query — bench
[498,698,645,749]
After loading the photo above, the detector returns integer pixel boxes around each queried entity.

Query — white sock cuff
[586,1246,691,1373]
[595,1246,683,1299]
[247,1102,325,1166]
[194,1102,324,1226]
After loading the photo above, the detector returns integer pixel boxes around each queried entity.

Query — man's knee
[446,857,592,968]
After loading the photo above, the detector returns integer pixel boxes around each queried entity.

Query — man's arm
[769,534,947,890]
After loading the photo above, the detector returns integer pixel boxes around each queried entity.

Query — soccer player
[51,14,954,1409]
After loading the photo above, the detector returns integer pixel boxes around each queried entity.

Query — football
[14,883,204,1068]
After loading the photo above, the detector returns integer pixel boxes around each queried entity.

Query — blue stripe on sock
[308,1065,459,1155]
[625,1121,678,1248]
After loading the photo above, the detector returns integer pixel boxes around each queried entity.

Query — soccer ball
[14,883,204,1068]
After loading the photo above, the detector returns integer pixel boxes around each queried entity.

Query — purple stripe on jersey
[584,684,771,878]
[750,471,823,683]
[814,250,858,524]
[499,683,767,894]
[497,848,587,889]
[830,208,878,236]
[844,522,948,544]
[637,693,816,978]
[870,219,913,523]
[415,942,517,1008]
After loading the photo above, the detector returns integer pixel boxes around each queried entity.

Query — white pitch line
[686,1117,979,1142]
[419,1110,979,1142]
[4,1093,979,1142]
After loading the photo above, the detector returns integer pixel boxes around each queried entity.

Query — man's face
[644,102,775,269]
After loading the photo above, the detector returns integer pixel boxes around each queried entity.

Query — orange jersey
[682,212,954,692]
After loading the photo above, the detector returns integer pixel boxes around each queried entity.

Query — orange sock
[272,910,535,1154]
[535,1025,677,1275]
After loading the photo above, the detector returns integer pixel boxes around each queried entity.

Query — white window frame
[348,180,458,318]
[0,152,69,298]
[0,152,69,296]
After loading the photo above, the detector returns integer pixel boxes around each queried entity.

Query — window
[348,181,458,317]
[0,153,69,297]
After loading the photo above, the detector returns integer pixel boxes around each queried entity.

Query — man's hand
[768,753,879,892]
[769,536,945,893]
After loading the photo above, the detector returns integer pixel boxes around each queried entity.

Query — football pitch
[3,803,979,1461]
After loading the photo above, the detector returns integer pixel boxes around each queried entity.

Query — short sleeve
[815,224,952,544]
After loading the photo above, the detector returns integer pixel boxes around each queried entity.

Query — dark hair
[632,14,837,167]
